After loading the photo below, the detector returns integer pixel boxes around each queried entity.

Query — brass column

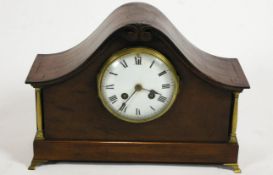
[35,88,44,140]
[230,92,239,143]
[224,92,241,173]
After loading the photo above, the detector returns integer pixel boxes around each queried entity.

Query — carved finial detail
[121,24,153,42]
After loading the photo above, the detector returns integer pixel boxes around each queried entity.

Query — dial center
[135,84,143,91]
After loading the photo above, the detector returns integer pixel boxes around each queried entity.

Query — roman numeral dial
[135,54,142,65]
[162,83,170,89]
[105,84,114,89]
[99,48,179,123]
[158,95,167,103]
[158,70,167,76]
[136,108,141,115]
[108,95,118,104]
[120,60,128,68]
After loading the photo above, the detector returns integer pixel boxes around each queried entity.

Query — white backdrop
[0,0,272,174]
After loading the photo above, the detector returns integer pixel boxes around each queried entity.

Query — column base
[224,163,241,173]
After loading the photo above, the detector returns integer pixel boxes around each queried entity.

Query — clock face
[98,48,179,123]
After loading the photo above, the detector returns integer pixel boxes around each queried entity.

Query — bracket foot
[224,163,241,173]
[28,159,48,170]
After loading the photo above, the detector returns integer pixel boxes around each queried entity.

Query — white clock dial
[98,48,179,123]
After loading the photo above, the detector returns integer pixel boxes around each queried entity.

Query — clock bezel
[97,47,180,123]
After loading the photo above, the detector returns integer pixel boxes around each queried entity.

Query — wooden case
[26,2,249,173]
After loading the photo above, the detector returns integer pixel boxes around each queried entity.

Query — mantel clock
[26,3,250,173]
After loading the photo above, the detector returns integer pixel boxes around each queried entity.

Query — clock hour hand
[150,89,161,95]
[142,88,162,95]
[142,88,162,99]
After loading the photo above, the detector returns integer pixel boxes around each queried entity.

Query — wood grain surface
[25,2,249,90]
[40,27,233,142]
[33,140,238,163]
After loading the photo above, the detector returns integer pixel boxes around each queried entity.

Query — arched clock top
[26,2,249,91]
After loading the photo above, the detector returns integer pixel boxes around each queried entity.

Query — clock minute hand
[119,88,138,111]
[124,89,137,104]
[119,91,135,110]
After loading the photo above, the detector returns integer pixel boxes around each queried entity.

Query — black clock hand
[142,88,162,95]
[119,89,137,111]
[124,89,137,104]
[141,87,162,100]
[150,89,161,95]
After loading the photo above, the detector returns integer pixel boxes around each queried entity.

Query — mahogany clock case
[28,27,238,142]
[39,32,235,142]
[25,2,249,170]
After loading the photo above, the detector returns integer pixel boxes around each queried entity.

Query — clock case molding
[25,3,249,172]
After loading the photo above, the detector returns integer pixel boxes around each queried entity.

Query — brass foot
[224,163,241,173]
[28,159,48,170]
